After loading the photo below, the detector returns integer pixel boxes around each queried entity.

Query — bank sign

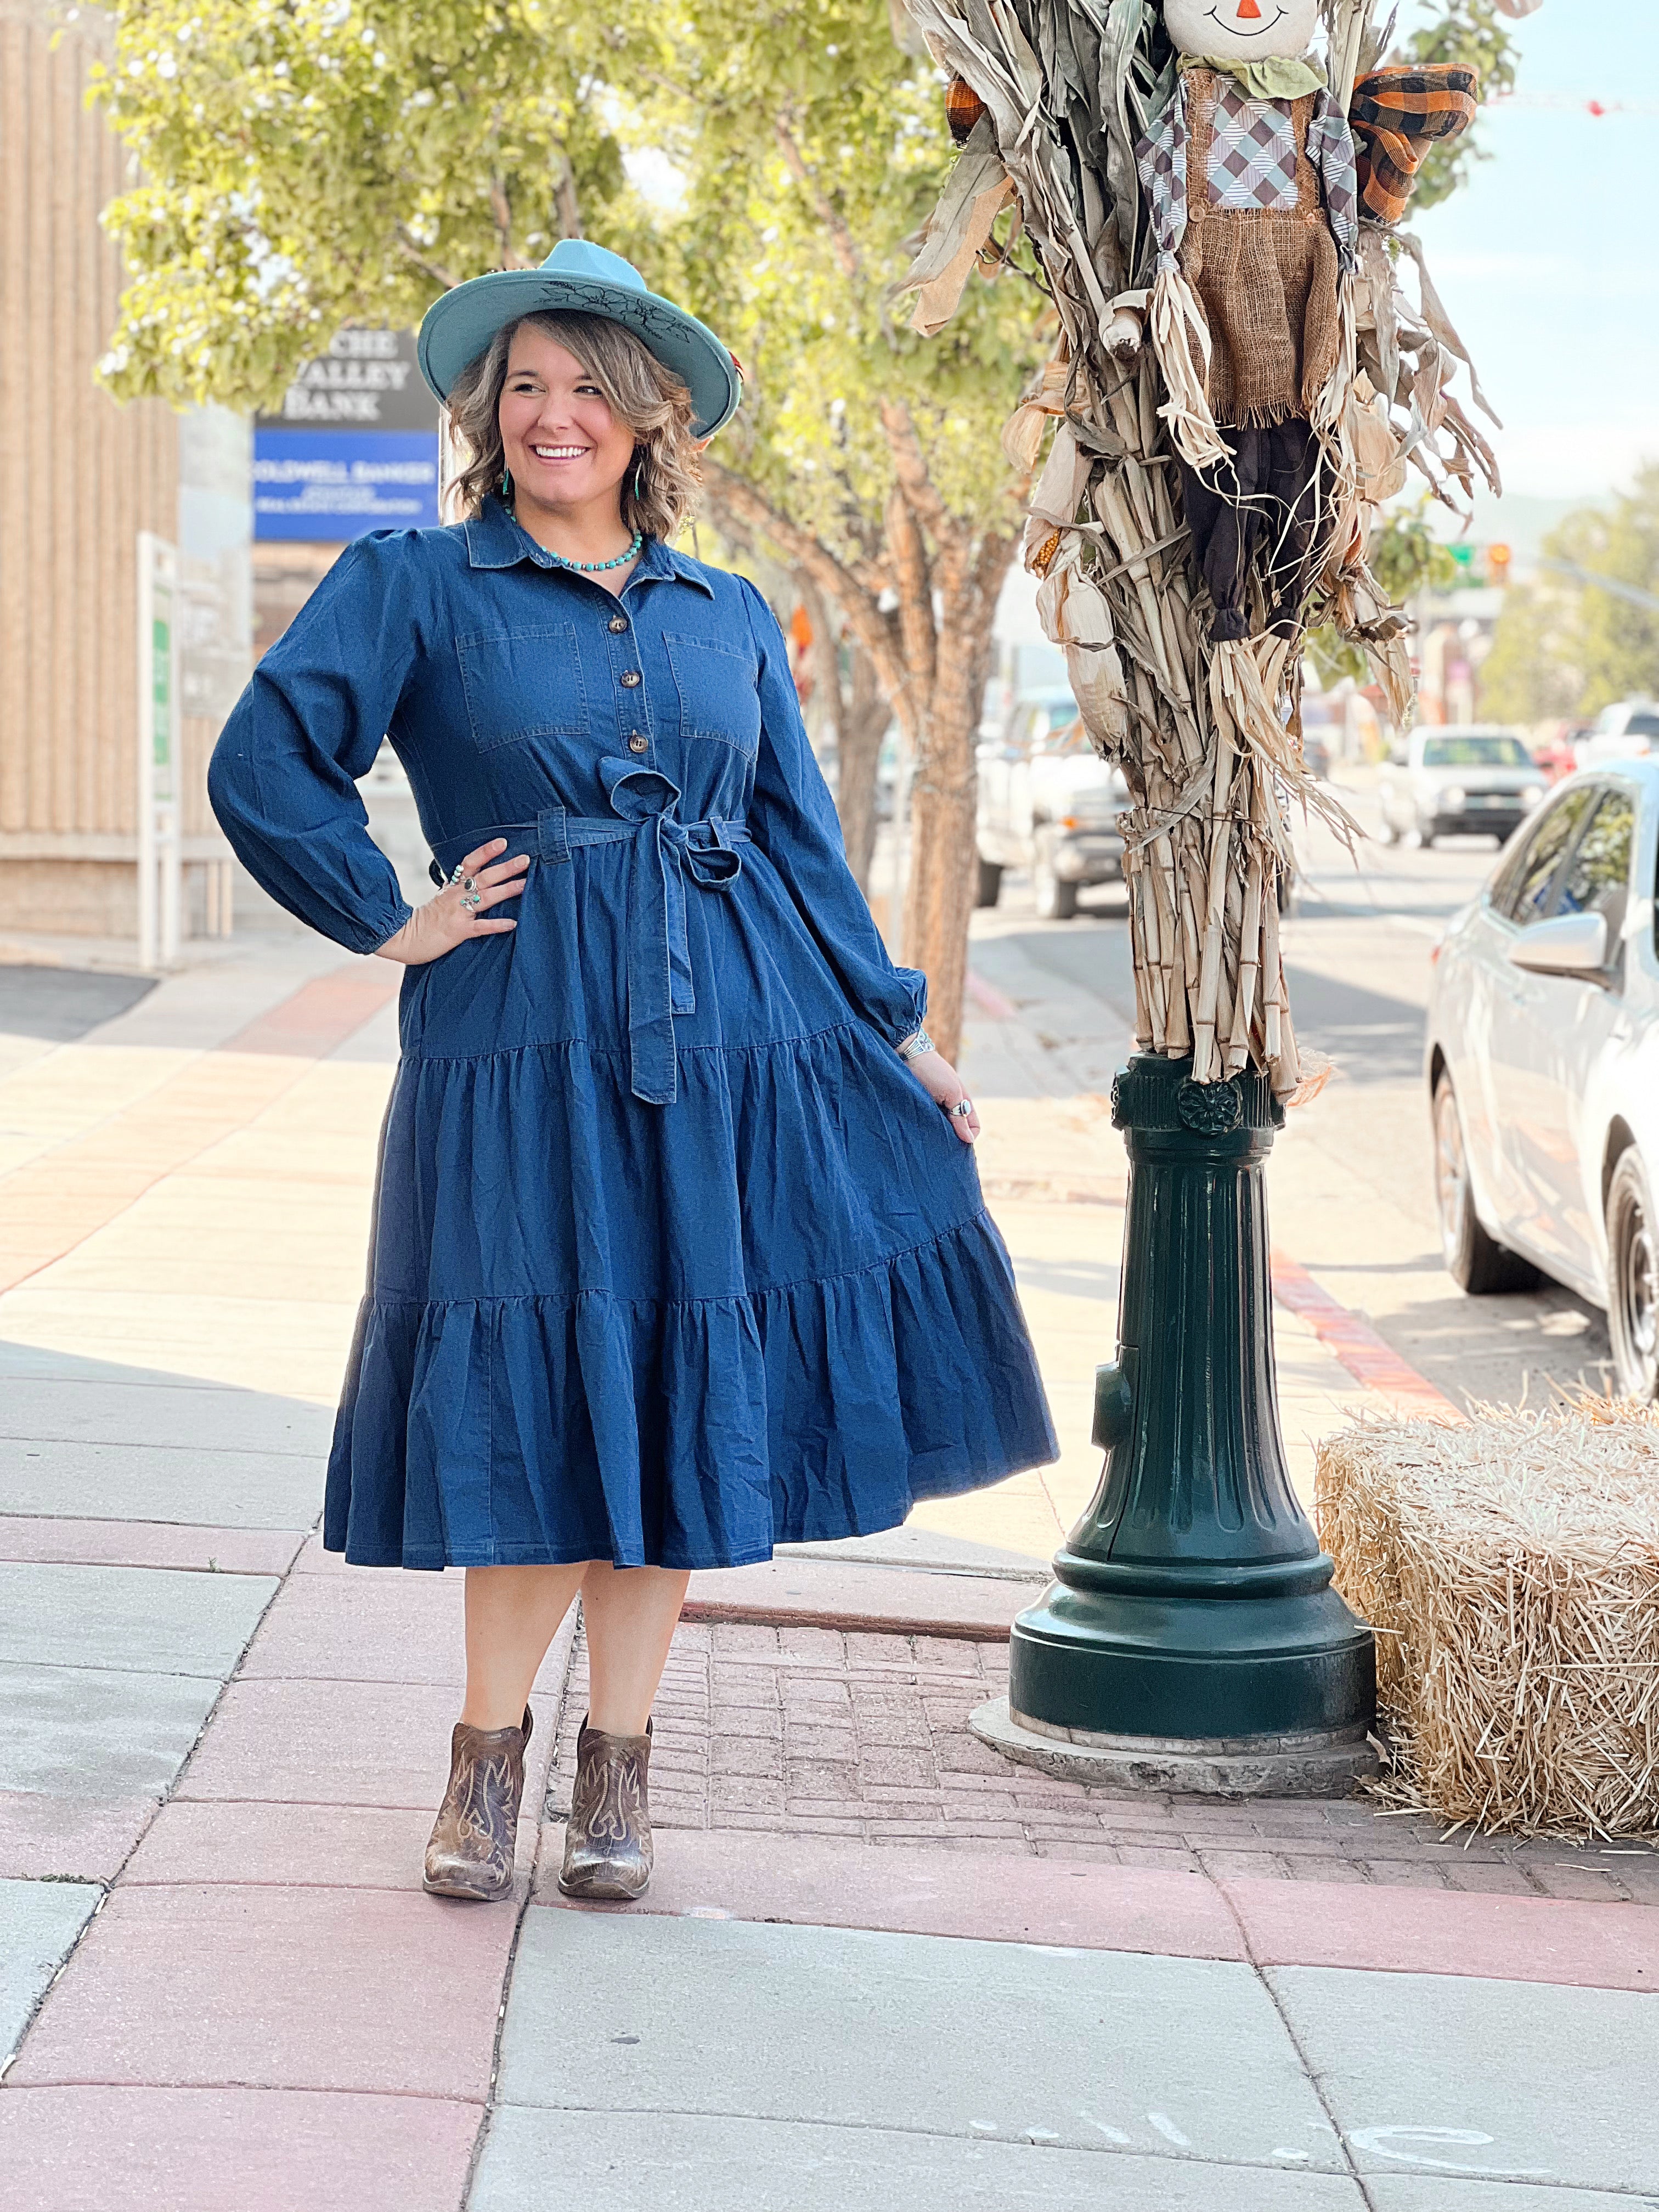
[254,330,441,540]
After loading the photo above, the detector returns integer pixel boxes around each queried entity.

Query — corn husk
[896,0,1498,1097]
[1319,1402,1659,1838]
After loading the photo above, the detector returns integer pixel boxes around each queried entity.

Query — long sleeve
[1307,88,1361,273]
[738,577,927,1048]
[1135,81,1189,269]
[208,535,419,955]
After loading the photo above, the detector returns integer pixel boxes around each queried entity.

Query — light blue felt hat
[417,239,742,439]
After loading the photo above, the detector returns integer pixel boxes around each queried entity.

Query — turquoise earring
[632,454,646,503]
[499,465,511,500]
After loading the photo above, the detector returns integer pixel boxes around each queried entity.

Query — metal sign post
[137,531,182,969]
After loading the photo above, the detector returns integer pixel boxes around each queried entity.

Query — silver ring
[461,891,482,911]
[950,1098,974,1119]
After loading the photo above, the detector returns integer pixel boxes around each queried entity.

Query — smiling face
[1163,0,1319,61]
[498,324,636,524]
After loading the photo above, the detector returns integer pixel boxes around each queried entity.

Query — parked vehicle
[976,696,1130,919]
[1574,698,1659,769]
[1425,763,1659,1396]
[1378,726,1547,848]
[1531,727,1583,786]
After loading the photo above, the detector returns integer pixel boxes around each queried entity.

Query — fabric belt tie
[427,757,749,1107]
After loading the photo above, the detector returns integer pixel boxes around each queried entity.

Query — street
[967,768,1613,1414]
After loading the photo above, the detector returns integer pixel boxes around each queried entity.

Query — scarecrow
[899,0,1497,1094]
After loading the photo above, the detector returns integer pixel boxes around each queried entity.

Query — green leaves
[95,0,1047,550]
[653,0,1047,551]
[94,0,665,410]
[1395,0,1520,212]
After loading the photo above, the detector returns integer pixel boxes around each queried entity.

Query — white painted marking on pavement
[1148,2112,1193,2148]
[1348,2126,1549,2177]
[1083,2115,1133,2144]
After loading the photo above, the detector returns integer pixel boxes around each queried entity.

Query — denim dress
[209,498,1057,1570]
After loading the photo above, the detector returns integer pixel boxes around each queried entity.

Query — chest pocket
[663,633,762,760]
[456,624,588,752]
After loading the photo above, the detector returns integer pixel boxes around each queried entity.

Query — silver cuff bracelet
[897,1028,935,1062]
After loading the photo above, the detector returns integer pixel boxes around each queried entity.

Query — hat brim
[417,270,741,440]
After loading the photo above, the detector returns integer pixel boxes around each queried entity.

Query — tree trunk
[834,634,888,894]
[698,452,1019,1065]
[899,532,1014,1064]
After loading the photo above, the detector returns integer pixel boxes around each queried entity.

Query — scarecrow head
[1162,0,1321,62]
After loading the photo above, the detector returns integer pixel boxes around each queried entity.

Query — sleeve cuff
[356,901,414,957]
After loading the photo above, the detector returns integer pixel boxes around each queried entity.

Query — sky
[1400,0,1659,503]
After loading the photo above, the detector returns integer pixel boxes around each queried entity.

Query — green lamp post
[974,1051,1376,1794]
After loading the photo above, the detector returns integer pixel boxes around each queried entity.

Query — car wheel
[1433,1073,1542,1294]
[1606,1149,1659,1400]
[975,856,1003,910]
[1033,836,1078,921]
[1417,823,1436,850]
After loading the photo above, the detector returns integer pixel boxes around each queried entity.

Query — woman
[210,239,1056,1908]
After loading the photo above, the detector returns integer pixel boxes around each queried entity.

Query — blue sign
[253,428,440,540]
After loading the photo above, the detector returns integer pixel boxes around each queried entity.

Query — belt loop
[538,807,571,867]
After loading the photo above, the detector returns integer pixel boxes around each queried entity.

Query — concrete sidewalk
[1,942,1656,2210]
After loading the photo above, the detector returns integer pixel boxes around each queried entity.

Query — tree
[1307,502,1459,692]
[653,0,1048,1055]
[92,1,665,411]
[1395,0,1521,212]
[1478,581,1585,725]
[1545,471,1659,713]
[94,0,1049,1062]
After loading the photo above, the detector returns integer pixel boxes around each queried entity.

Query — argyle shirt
[1137,77,1359,273]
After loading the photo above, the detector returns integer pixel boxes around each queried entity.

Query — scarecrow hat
[416,239,742,439]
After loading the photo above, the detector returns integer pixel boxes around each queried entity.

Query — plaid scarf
[1349,65,1479,227]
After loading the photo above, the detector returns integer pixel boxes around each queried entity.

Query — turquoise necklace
[544,529,642,574]
[499,481,641,572]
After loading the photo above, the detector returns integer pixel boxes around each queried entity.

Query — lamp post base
[998,1053,1376,1788]
[970,1695,1378,1798]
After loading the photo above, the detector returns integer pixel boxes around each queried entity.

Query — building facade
[0,1,250,945]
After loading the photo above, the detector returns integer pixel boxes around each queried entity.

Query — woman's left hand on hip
[904,1049,980,1144]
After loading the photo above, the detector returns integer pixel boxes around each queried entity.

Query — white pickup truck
[976,692,1130,919]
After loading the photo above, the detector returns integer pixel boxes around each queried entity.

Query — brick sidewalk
[551,1620,1659,1905]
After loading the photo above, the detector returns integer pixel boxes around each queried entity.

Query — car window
[1624,713,1659,740]
[1556,787,1635,953]
[1420,735,1531,769]
[1487,786,1596,924]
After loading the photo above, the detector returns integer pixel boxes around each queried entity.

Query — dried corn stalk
[895,0,1499,1095]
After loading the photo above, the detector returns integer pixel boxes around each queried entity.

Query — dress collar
[462,496,714,596]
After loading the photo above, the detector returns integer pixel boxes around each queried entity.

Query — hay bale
[1317,1402,1659,1837]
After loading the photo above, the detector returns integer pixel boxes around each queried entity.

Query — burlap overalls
[1177,70,1343,640]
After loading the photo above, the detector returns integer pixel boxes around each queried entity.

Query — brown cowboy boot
[422,1706,534,1902]
[557,1716,653,1901]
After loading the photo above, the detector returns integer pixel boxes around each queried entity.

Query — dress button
[628,733,649,754]
[608,614,629,634]
[619,668,641,688]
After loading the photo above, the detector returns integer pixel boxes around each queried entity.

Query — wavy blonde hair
[445,309,703,541]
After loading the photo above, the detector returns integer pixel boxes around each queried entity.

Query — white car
[1378,726,1547,848]
[1576,698,1659,770]
[1425,761,1659,1397]
[976,699,1128,920]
